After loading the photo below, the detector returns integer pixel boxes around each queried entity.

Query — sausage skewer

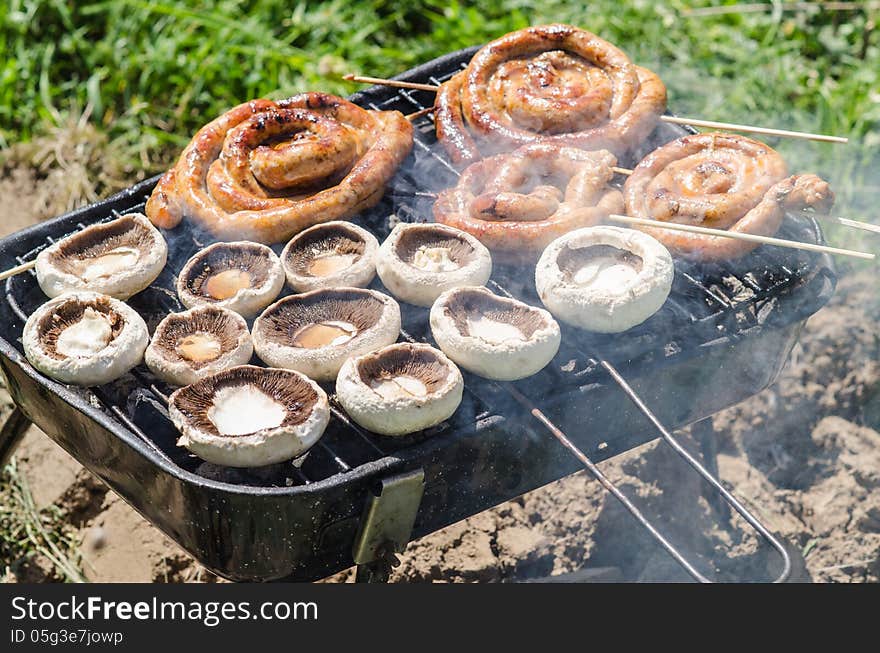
[609,165,876,233]
[343,74,848,144]
[607,214,874,260]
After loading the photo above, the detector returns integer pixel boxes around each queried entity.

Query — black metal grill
[0,47,836,582]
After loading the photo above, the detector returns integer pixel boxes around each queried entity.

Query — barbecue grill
[0,48,836,583]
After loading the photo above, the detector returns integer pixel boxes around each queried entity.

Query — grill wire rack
[0,51,838,582]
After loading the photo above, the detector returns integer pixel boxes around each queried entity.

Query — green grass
[0,458,85,583]
[1,1,878,245]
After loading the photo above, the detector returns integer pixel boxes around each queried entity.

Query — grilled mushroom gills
[145,305,254,386]
[376,223,492,307]
[556,244,645,288]
[23,291,149,386]
[281,221,379,292]
[336,343,464,436]
[36,213,167,300]
[177,241,285,317]
[430,286,561,380]
[169,365,330,468]
[253,287,401,382]
[535,226,674,333]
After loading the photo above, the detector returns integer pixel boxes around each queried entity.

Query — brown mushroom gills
[46,216,152,280]
[183,244,273,301]
[257,289,388,351]
[395,227,475,272]
[286,224,367,278]
[172,366,318,438]
[152,306,246,370]
[35,296,125,360]
[444,289,547,345]
[292,321,357,348]
[557,244,644,290]
[358,345,449,401]
[205,269,253,300]
[177,333,223,363]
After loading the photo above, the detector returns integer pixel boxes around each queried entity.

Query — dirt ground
[1,168,878,583]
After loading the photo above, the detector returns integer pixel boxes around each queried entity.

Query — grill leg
[0,406,31,469]
[692,417,731,522]
[354,545,399,583]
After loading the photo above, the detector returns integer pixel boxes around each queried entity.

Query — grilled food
[433,143,624,260]
[623,133,834,261]
[253,287,401,382]
[35,213,167,300]
[336,343,463,436]
[535,226,674,333]
[169,365,330,467]
[146,93,413,244]
[145,306,254,387]
[23,291,149,386]
[176,242,285,318]
[429,286,561,381]
[435,24,666,166]
[376,223,492,307]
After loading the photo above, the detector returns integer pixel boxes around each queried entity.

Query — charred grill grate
[2,63,834,488]
[0,47,836,581]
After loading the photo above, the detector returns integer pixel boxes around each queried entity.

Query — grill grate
[1,63,833,492]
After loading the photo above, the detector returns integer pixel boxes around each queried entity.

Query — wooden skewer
[0,260,36,282]
[607,214,874,260]
[830,216,880,235]
[660,115,847,144]
[344,74,438,93]
[344,74,848,144]
[405,106,435,121]
[612,166,633,175]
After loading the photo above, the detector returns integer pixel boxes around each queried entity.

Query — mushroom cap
[535,226,673,333]
[35,213,168,300]
[145,305,254,386]
[23,291,149,386]
[169,365,330,468]
[253,287,401,382]
[336,342,463,436]
[281,221,379,292]
[430,286,561,380]
[376,223,492,307]
[176,241,285,317]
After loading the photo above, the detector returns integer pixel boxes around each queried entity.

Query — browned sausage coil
[433,143,624,260]
[623,132,834,261]
[146,93,413,244]
[434,24,667,166]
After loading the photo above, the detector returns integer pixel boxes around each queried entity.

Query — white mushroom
[535,226,674,333]
[376,223,492,307]
[35,213,167,300]
[281,221,379,292]
[23,291,149,386]
[336,343,463,436]
[430,286,560,380]
[252,287,400,382]
[169,365,330,468]
[145,306,254,386]
[176,241,285,317]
